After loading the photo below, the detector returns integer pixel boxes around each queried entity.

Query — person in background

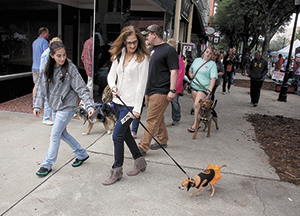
[282,56,288,71]
[275,54,284,71]
[33,41,95,177]
[248,50,268,107]
[32,27,52,125]
[187,46,217,133]
[232,46,239,83]
[211,50,224,102]
[222,48,235,94]
[81,36,94,96]
[167,38,184,126]
[39,37,63,124]
[130,30,150,139]
[242,52,251,76]
[138,24,178,155]
[103,26,150,185]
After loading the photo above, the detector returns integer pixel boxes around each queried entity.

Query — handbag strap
[191,59,210,81]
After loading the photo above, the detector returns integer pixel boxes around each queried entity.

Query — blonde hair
[49,37,62,45]
[167,38,176,48]
[109,26,150,63]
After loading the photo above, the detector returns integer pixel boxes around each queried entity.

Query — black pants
[211,84,219,102]
[222,72,233,92]
[250,79,263,104]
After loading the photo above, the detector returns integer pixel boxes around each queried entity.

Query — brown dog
[193,99,219,139]
[179,164,226,198]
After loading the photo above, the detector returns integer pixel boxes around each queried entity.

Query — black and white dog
[74,103,116,135]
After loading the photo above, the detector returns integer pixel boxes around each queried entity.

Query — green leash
[192,77,212,94]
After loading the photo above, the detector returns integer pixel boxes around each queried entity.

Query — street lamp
[255,23,262,50]
[278,0,300,102]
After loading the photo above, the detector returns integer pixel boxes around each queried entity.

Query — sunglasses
[125,40,138,46]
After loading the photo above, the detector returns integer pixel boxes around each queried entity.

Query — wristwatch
[170,89,176,93]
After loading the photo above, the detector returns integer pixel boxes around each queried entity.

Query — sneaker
[150,143,167,150]
[72,156,89,167]
[172,121,179,126]
[43,119,53,126]
[253,103,258,107]
[138,146,146,156]
[36,167,52,177]
[222,92,225,95]
[228,89,231,93]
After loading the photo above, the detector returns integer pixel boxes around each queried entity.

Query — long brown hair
[109,26,150,63]
[45,41,69,83]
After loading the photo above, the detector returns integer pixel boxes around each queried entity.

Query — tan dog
[193,99,219,139]
[179,164,226,198]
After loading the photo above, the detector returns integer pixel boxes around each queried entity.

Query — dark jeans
[131,98,145,135]
[171,93,181,122]
[211,84,219,102]
[112,104,141,168]
[250,79,264,104]
[223,72,233,92]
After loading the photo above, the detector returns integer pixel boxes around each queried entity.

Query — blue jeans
[43,97,52,121]
[41,110,88,169]
[171,93,181,122]
[113,104,141,168]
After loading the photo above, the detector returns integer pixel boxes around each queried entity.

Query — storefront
[0,0,208,103]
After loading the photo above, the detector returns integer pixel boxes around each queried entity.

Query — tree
[213,0,296,66]
[270,35,289,51]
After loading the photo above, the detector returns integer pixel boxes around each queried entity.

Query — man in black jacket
[249,50,268,107]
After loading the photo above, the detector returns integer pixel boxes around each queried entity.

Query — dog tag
[121,112,132,124]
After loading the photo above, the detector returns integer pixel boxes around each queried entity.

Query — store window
[0,0,58,76]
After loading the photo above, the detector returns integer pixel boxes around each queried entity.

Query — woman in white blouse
[102,26,150,185]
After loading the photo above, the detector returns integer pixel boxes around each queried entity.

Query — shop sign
[213,36,220,44]
[205,26,215,35]
[181,0,192,20]
[181,43,193,57]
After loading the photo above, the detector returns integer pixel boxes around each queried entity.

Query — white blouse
[107,48,149,113]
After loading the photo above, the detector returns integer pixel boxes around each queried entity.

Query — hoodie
[33,61,94,112]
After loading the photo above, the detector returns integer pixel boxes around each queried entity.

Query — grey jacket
[33,62,94,112]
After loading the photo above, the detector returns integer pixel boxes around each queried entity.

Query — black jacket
[249,57,268,81]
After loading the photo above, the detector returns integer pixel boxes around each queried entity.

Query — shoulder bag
[102,54,121,103]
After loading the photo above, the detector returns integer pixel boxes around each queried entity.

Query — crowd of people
[31,24,271,185]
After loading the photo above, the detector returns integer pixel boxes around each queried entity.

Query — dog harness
[195,169,215,188]
[198,114,213,122]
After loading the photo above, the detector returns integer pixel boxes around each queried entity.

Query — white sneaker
[222,92,225,95]
[228,89,231,93]
[43,119,53,126]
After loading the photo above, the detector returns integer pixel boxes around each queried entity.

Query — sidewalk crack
[254,181,266,215]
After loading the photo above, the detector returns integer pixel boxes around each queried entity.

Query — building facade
[0,0,210,102]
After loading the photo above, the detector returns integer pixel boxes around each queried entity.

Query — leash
[192,76,212,95]
[114,93,190,178]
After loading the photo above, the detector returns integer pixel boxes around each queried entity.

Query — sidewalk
[0,74,299,216]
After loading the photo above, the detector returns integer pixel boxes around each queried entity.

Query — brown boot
[127,157,147,176]
[102,167,123,185]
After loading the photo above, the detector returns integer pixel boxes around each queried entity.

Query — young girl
[102,26,150,185]
[33,41,95,177]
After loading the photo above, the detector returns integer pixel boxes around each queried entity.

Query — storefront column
[187,3,194,43]
[174,0,182,50]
